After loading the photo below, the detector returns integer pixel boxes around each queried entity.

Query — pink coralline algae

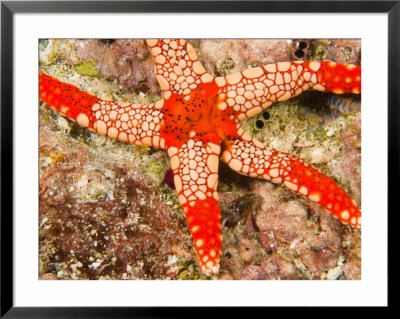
[65,39,160,92]
[39,38,361,280]
[191,39,292,77]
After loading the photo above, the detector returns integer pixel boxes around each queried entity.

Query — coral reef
[39,39,361,280]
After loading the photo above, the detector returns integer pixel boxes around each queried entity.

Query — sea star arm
[39,72,167,149]
[146,39,215,99]
[216,61,361,120]
[168,135,222,274]
[221,134,361,228]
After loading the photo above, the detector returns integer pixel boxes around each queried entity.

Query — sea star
[39,39,361,275]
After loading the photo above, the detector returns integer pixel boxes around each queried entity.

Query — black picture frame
[1,1,395,317]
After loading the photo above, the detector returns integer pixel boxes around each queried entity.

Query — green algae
[75,59,101,77]
[313,125,327,143]
[176,259,212,280]
[39,39,49,47]
[343,113,356,124]
[144,156,169,182]
[310,40,329,60]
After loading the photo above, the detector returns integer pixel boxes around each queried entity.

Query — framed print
[39,37,363,280]
[1,0,394,316]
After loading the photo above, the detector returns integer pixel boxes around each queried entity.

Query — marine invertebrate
[39,39,361,275]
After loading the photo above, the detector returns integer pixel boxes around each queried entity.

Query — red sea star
[39,39,361,275]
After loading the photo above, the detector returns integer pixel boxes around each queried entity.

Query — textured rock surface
[39,39,361,280]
